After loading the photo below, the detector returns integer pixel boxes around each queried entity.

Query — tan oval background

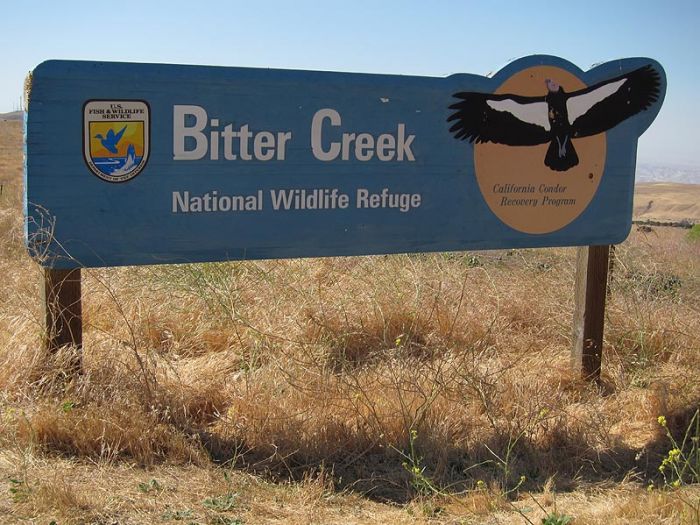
[474,66,606,234]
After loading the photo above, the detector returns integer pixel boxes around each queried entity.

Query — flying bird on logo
[447,65,661,171]
[94,124,127,154]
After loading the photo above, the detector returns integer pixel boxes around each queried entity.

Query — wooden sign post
[571,245,610,382]
[42,268,82,373]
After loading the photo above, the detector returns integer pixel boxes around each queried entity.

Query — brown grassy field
[1,118,699,524]
[634,183,700,223]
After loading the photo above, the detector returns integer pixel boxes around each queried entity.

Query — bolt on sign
[24,56,665,269]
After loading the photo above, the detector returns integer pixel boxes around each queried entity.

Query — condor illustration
[447,65,661,171]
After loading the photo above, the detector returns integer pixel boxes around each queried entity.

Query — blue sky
[2,0,698,165]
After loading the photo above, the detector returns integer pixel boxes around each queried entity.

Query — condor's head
[545,78,561,93]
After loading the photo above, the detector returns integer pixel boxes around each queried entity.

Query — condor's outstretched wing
[567,65,661,138]
[447,92,551,146]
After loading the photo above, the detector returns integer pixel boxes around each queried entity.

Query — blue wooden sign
[24,56,665,268]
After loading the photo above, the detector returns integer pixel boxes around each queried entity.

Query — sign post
[571,245,610,382]
[42,268,82,373]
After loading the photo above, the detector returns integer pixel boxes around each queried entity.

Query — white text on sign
[172,106,415,162]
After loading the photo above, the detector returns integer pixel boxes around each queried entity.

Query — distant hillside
[0,111,22,121]
[636,162,700,184]
[634,182,700,223]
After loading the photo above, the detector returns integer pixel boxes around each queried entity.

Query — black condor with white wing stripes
[447,65,661,171]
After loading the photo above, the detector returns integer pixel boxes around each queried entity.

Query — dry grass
[1,119,700,522]
[634,182,700,223]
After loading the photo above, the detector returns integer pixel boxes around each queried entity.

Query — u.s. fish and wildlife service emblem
[83,100,150,182]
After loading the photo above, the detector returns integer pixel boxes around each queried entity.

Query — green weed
[138,478,163,494]
[394,429,444,497]
[478,409,551,497]
[510,492,573,525]
[687,224,700,241]
[541,513,573,525]
[209,517,243,525]
[7,477,29,502]
[162,508,194,520]
[203,493,237,512]
[657,411,700,486]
